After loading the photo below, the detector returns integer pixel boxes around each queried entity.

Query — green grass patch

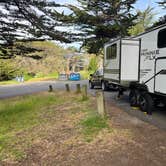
[23,73,33,81]
[81,112,109,142]
[0,72,59,85]
[0,80,18,85]
[0,92,64,161]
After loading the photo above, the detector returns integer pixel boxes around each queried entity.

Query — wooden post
[65,84,70,92]
[76,84,81,93]
[82,84,88,100]
[48,85,53,92]
[96,90,106,118]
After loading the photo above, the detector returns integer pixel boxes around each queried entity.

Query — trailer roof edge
[132,23,166,38]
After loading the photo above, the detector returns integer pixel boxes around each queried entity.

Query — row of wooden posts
[65,84,88,100]
[49,84,106,118]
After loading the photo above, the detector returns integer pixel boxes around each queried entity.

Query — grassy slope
[14,41,71,76]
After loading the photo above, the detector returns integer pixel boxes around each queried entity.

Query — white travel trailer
[103,24,166,114]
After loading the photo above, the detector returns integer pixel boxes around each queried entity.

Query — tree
[88,56,98,72]
[0,59,19,81]
[57,0,137,54]
[128,6,156,36]
[152,15,166,27]
[0,0,71,59]
[158,0,166,9]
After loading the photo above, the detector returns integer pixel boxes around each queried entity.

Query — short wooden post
[48,85,53,92]
[96,90,106,118]
[82,84,88,100]
[76,84,81,93]
[65,84,70,92]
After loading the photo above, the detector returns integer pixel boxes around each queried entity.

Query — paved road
[0,80,88,99]
[0,80,166,130]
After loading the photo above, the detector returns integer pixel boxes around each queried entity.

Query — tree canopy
[0,0,72,58]
[128,6,156,36]
[57,0,137,54]
[0,0,165,57]
[0,0,71,44]
[158,0,166,9]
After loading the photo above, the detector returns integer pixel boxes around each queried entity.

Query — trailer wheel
[139,92,154,115]
[129,90,139,107]
[101,81,108,91]
[89,81,94,89]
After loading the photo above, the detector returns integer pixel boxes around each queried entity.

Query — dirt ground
[1,94,166,166]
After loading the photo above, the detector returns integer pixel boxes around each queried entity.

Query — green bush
[88,56,98,72]
[80,70,94,80]
[0,60,19,81]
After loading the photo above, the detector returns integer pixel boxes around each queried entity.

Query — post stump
[96,90,106,118]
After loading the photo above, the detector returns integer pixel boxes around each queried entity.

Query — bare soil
[1,94,166,166]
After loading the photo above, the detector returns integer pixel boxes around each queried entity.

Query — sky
[134,0,165,18]
[54,0,165,49]
[55,0,166,19]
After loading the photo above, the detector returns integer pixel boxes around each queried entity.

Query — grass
[25,72,59,82]
[0,80,18,85]
[80,110,110,142]
[0,72,59,85]
[0,92,64,160]
[0,91,110,162]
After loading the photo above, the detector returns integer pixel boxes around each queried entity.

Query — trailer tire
[89,81,94,89]
[139,92,154,115]
[101,81,108,91]
[129,90,139,107]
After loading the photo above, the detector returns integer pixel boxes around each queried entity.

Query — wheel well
[129,82,149,92]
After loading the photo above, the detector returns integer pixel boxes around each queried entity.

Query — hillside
[13,41,73,77]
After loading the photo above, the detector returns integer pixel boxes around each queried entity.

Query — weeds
[80,111,110,142]
[0,92,63,160]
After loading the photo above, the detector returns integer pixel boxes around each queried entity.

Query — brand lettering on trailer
[140,69,152,78]
[141,49,160,61]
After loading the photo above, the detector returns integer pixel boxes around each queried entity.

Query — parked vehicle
[89,69,103,89]
[89,69,118,90]
[103,24,166,114]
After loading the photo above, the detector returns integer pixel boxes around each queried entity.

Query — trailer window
[106,44,117,60]
[106,46,111,59]
[111,44,117,59]
[158,29,166,48]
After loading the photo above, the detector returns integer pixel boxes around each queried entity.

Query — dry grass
[0,91,166,166]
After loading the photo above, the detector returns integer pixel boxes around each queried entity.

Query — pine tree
[158,0,166,9]
[0,0,71,58]
[57,0,137,54]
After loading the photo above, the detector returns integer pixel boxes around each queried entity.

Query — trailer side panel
[121,39,140,85]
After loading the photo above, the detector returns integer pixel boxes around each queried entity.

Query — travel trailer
[103,24,166,114]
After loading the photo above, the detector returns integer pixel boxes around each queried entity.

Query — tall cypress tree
[57,0,137,54]
[0,0,71,58]
[158,0,166,8]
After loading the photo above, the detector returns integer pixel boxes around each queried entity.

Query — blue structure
[69,73,80,81]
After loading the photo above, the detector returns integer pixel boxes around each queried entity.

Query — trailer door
[155,58,166,94]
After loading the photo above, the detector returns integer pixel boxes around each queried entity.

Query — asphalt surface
[0,80,88,99]
[0,80,166,130]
